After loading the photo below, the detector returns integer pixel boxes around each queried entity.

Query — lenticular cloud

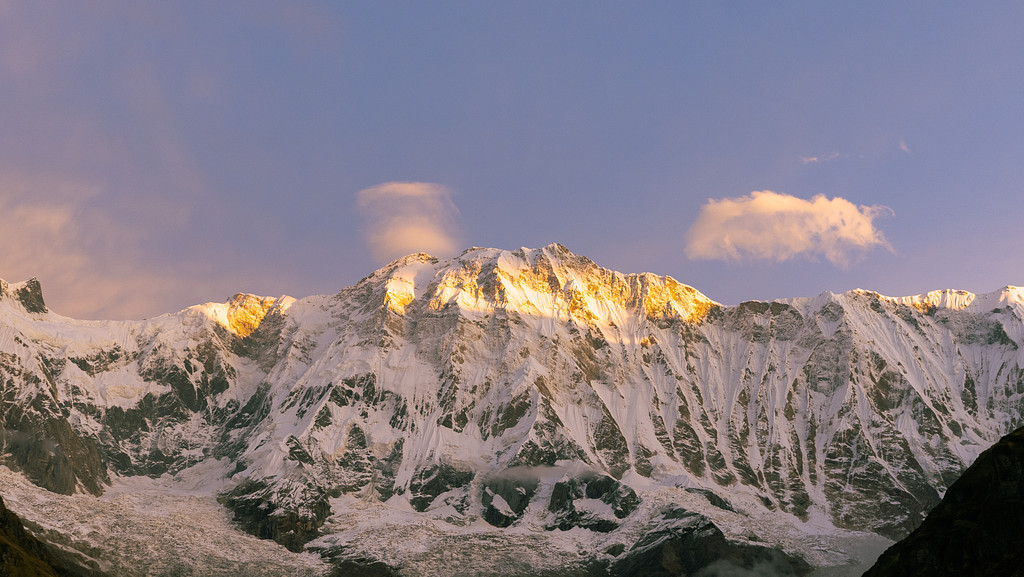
[356,181,462,263]
[685,191,892,267]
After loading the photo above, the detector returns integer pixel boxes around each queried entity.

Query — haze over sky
[2,1,1022,319]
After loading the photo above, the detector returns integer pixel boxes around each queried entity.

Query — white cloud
[685,190,892,267]
[356,181,462,263]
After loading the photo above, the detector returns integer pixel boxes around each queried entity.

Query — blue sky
[1,1,1022,319]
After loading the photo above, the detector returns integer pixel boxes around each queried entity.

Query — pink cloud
[0,173,208,319]
[685,190,892,267]
[356,181,463,263]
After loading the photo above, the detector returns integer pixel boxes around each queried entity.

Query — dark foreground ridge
[864,425,1024,577]
[0,494,104,577]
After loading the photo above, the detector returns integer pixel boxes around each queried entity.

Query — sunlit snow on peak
[187,293,295,338]
[367,246,719,346]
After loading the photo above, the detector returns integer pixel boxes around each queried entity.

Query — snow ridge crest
[373,243,718,324]
[860,286,1024,313]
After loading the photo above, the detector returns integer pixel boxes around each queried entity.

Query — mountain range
[1,244,1022,575]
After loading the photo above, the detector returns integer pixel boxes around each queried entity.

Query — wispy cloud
[356,181,463,263]
[799,152,842,165]
[685,190,892,267]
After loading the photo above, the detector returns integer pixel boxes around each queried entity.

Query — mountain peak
[370,245,717,325]
[0,277,48,314]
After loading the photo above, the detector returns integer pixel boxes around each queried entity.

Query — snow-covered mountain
[2,244,1023,575]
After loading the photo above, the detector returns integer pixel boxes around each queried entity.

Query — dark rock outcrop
[219,479,331,553]
[14,279,48,314]
[481,477,539,527]
[327,560,399,577]
[684,487,736,512]
[609,506,810,577]
[863,425,1024,577]
[0,494,61,577]
[547,473,640,532]
[407,463,474,513]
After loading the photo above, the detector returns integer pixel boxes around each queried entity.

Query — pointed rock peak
[366,254,445,313]
[487,244,593,279]
[0,277,48,314]
[226,293,278,338]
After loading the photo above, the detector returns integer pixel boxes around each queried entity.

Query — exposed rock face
[2,247,1024,569]
[864,425,1024,577]
[407,462,474,513]
[608,506,811,577]
[482,476,538,527]
[3,278,48,314]
[547,473,640,532]
[0,278,47,314]
[218,478,331,553]
[326,559,400,577]
[0,354,108,496]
